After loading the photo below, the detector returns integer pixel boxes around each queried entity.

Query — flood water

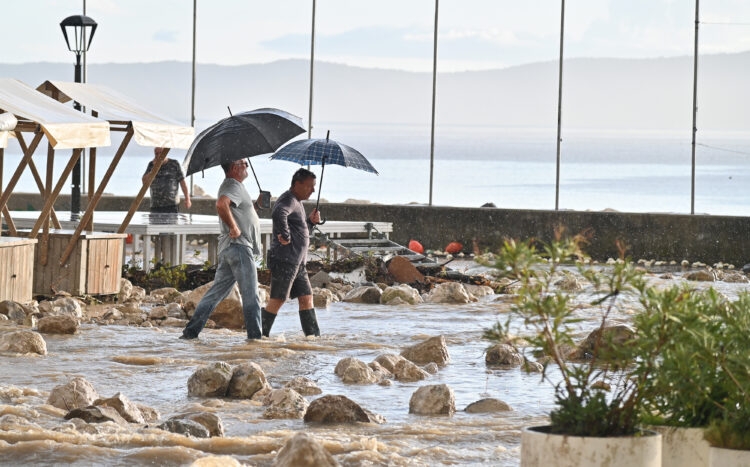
[1,262,749,466]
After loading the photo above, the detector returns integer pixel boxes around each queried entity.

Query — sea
[4,123,750,216]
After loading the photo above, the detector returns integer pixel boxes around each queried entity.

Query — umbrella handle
[247,158,263,192]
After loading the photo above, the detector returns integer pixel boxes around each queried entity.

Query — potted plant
[635,286,725,467]
[482,236,665,467]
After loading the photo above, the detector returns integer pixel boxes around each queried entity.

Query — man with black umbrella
[181,159,265,340]
[262,168,321,338]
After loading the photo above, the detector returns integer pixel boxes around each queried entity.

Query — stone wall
[8,193,750,264]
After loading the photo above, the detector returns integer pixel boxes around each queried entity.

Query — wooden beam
[17,132,61,229]
[41,142,54,266]
[118,147,170,233]
[0,131,43,218]
[29,148,81,238]
[59,128,134,266]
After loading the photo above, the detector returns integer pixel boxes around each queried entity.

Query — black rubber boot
[298,308,320,337]
[261,308,277,337]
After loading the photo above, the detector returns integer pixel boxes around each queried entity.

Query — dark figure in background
[262,168,322,337]
[181,159,265,340]
[143,147,191,213]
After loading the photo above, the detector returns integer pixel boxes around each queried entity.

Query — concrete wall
[8,193,750,264]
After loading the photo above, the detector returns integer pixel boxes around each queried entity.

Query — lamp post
[59,14,97,215]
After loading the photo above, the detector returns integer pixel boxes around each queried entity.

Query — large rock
[150,287,182,303]
[401,335,450,366]
[393,359,429,382]
[367,361,392,381]
[373,353,405,373]
[184,282,237,317]
[684,270,716,282]
[273,433,339,467]
[465,398,512,413]
[426,282,475,304]
[309,271,331,289]
[553,274,585,291]
[187,362,233,397]
[137,404,161,423]
[165,303,185,319]
[334,357,377,384]
[171,412,224,437]
[262,389,309,419]
[227,362,268,398]
[387,256,424,284]
[148,306,169,320]
[65,405,128,425]
[48,377,99,410]
[0,301,26,323]
[463,284,495,299]
[39,297,83,318]
[342,286,382,304]
[192,456,242,467]
[209,286,244,330]
[303,395,378,424]
[37,315,78,334]
[0,330,47,355]
[485,344,523,366]
[380,284,423,305]
[284,376,322,396]
[722,272,749,283]
[117,278,133,302]
[409,384,456,415]
[94,392,144,424]
[313,288,338,308]
[573,324,635,360]
[158,418,210,438]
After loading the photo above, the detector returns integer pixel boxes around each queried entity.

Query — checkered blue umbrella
[270,136,378,175]
[270,131,378,220]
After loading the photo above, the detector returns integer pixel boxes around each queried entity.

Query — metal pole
[554,0,565,211]
[190,0,197,196]
[71,53,82,215]
[308,0,316,140]
[428,0,439,206]
[690,0,700,215]
[81,0,87,196]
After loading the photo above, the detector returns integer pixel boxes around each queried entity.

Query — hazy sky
[3,0,750,71]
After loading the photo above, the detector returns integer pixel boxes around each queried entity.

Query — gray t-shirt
[217,178,261,256]
[269,190,314,265]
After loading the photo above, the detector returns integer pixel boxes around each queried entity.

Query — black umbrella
[182,108,305,177]
[270,130,378,224]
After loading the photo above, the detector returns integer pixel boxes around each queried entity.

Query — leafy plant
[481,235,670,436]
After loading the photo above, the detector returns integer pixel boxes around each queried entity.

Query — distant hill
[1,52,749,131]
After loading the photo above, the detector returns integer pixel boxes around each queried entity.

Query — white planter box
[709,446,750,467]
[521,426,662,467]
[652,426,709,467]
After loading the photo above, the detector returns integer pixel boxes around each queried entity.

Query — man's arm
[272,200,292,245]
[180,179,192,209]
[216,196,241,238]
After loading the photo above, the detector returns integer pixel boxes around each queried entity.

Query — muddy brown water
[1,264,747,466]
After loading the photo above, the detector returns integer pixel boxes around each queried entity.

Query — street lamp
[60,14,97,215]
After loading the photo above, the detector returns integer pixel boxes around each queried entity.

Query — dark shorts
[150,204,179,214]
[269,259,312,300]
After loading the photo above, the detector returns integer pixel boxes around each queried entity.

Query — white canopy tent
[35,80,195,265]
[0,77,112,267]
[37,80,193,149]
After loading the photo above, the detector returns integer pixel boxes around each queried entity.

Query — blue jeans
[182,244,262,339]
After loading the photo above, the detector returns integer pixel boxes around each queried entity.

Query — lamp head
[60,15,97,54]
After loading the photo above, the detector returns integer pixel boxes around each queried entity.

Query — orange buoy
[445,241,463,254]
[125,233,134,245]
[408,239,424,254]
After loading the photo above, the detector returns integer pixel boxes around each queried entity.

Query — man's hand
[184,197,192,209]
[309,208,321,224]
[277,234,290,245]
[229,226,242,239]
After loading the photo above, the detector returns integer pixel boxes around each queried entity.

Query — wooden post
[41,142,55,265]
[87,110,98,230]
[16,132,61,228]
[117,147,170,233]
[59,128,133,266]
[29,148,82,238]
[0,147,16,236]
[0,131,43,218]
